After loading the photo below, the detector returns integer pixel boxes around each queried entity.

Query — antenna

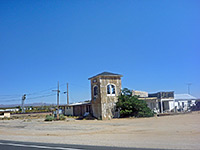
[187,83,192,94]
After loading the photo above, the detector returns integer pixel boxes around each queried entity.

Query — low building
[148,91,175,113]
[191,99,200,111]
[133,90,159,113]
[60,101,92,117]
[174,94,197,112]
[138,97,159,113]
[140,92,197,113]
[5,108,19,112]
[139,91,175,113]
[0,110,11,118]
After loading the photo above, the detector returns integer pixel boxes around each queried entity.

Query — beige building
[89,72,122,120]
[132,90,148,97]
[0,111,10,118]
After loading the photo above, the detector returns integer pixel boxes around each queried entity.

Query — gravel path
[0,112,200,150]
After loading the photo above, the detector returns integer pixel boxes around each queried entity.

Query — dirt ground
[0,112,200,150]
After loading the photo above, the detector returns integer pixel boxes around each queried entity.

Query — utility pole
[67,83,69,105]
[53,81,60,120]
[187,83,192,94]
[64,83,69,105]
[21,94,26,113]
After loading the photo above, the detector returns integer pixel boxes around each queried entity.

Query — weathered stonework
[89,72,122,120]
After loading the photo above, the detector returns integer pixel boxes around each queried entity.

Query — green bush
[45,114,66,121]
[59,114,66,120]
[116,88,154,118]
[45,115,54,121]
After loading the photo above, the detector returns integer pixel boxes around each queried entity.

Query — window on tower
[111,85,115,94]
[107,84,116,96]
[93,85,98,97]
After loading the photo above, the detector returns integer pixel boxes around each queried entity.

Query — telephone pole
[64,83,69,105]
[21,94,26,113]
[53,81,60,120]
[67,83,69,104]
[187,83,192,94]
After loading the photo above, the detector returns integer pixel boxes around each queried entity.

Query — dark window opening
[94,86,98,97]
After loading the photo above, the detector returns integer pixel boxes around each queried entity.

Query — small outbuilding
[60,101,92,117]
[0,110,11,118]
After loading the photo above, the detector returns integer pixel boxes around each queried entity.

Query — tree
[116,88,154,118]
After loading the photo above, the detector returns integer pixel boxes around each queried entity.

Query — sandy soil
[0,112,200,150]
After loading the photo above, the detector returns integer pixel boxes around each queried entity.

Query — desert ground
[0,112,200,150]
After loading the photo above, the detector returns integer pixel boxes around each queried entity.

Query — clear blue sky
[0,0,199,105]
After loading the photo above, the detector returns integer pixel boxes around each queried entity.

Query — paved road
[0,140,173,150]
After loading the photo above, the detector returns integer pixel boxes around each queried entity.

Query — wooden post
[67,83,69,105]
[57,81,60,120]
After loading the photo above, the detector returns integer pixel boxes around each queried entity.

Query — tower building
[88,72,122,120]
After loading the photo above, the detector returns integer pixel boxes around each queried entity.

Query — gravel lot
[0,112,199,150]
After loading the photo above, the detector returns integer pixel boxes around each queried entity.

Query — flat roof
[60,101,91,107]
[174,94,196,100]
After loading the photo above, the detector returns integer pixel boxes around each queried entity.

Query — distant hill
[0,103,56,108]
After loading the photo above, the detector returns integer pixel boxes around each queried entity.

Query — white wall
[169,101,175,111]
[174,100,196,111]
[65,106,73,116]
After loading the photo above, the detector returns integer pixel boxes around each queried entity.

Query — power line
[69,83,89,89]
[0,91,52,100]
[0,94,21,97]
[0,83,66,100]
[0,99,21,102]
[26,83,65,96]
[26,94,55,100]
[0,92,55,102]
[0,96,21,101]
[0,82,86,104]
[28,91,53,97]
[69,95,76,103]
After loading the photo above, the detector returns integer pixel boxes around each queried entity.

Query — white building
[147,91,175,113]
[174,94,196,112]
[140,92,197,113]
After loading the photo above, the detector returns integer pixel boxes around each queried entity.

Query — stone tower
[88,72,122,120]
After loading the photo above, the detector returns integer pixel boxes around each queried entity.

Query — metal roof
[88,72,122,80]
[174,94,196,100]
[69,101,91,106]
[60,101,91,107]
[0,110,11,112]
